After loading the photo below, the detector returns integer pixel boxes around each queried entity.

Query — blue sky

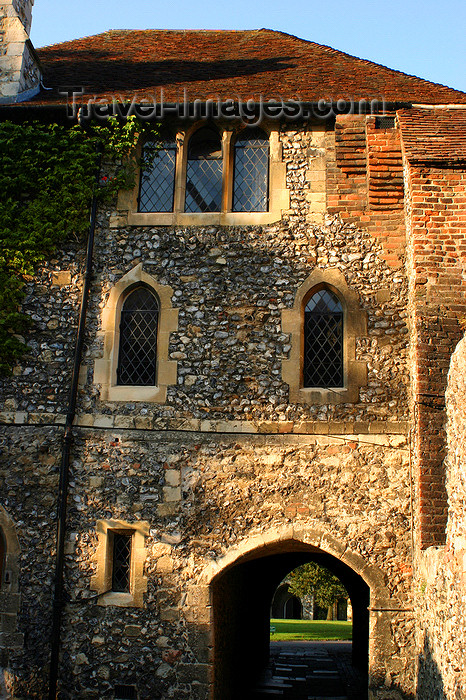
[30,0,466,93]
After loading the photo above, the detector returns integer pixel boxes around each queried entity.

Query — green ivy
[0,116,159,374]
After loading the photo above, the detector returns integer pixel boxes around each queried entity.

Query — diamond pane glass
[233,129,269,212]
[117,287,159,386]
[138,142,176,212]
[112,533,132,593]
[304,290,343,387]
[185,127,222,212]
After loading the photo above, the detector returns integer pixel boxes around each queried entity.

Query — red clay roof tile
[398,108,466,162]
[26,29,466,107]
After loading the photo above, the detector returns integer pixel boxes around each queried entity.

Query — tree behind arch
[288,562,348,620]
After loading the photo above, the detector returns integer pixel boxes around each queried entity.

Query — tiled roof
[25,29,466,106]
[398,108,466,162]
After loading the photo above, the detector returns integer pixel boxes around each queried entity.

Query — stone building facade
[0,13,466,700]
[0,0,40,103]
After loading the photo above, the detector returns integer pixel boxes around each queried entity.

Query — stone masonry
[0,0,40,103]
[0,121,418,699]
[1,23,466,700]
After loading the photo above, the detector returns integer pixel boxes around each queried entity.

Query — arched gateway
[200,525,399,700]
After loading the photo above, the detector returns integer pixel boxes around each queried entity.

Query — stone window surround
[281,268,367,404]
[94,264,178,403]
[113,121,290,227]
[90,519,149,608]
[0,506,23,660]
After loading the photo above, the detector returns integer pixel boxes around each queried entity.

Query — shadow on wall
[416,633,446,700]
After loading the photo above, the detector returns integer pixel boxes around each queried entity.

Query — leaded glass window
[185,126,222,212]
[112,532,132,593]
[117,287,159,386]
[233,128,269,212]
[304,289,343,388]
[138,141,176,212]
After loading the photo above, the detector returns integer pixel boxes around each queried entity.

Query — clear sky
[30,0,466,93]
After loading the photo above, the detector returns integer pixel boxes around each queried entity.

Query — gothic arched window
[185,126,223,213]
[304,288,343,388]
[117,286,159,386]
[233,128,269,212]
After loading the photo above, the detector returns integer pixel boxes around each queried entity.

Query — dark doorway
[211,541,369,700]
[271,583,303,619]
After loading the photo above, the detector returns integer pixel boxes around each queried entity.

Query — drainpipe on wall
[48,145,102,699]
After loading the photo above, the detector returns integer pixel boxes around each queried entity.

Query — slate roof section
[27,29,466,106]
[398,108,466,163]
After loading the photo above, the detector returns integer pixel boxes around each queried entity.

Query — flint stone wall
[415,337,466,699]
[0,425,414,698]
[1,128,409,426]
[0,124,416,699]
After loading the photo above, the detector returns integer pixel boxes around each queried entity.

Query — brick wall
[405,164,466,548]
[327,115,406,268]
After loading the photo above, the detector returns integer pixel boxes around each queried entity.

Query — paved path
[249,641,367,699]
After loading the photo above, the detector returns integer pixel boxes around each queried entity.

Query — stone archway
[0,506,22,693]
[271,582,302,620]
[201,524,397,700]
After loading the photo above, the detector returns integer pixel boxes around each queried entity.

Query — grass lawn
[270,618,352,641]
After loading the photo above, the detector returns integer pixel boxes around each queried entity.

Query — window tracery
[119,122,288,225]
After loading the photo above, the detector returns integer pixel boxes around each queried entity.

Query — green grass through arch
[270,618,352,641]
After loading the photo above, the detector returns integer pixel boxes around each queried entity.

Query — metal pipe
[48,145,101,699]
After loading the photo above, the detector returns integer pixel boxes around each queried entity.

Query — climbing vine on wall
[0,116,159,374]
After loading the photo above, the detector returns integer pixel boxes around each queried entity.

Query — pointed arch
[194,524,400,700]
[232,127,269,212]
[0,506,23,661]
[116,285,159,386]
[185,124,223,213]
[94,264,179,402]
[200,523,388,600]
[304,286,344,387]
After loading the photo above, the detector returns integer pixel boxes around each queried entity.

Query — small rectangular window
[375,116,395,129]
[114,684,137,699]
[112,532,132,593]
